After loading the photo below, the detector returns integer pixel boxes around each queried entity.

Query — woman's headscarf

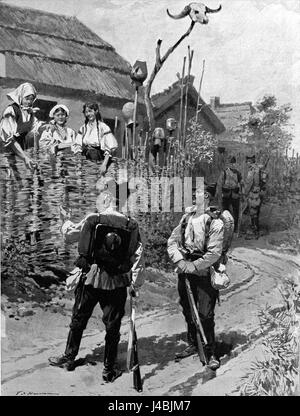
[7,83,37,106]
[49,104,70,118]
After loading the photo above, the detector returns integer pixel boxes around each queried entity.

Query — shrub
[237,277,299,396]
[138,212,182,270]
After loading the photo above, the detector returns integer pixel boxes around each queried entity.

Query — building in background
[0,2,146,157]
[152,76,225,136]
[209,96,255,153]
[150,76,225,165]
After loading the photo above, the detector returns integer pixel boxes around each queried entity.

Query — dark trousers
[64,283,127,369]
[178,273,218,357]
[222,196,240,232]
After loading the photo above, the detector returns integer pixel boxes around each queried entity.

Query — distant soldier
[244,155,268,239]
[216,156,243,233]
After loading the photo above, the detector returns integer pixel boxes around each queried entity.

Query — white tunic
[0,105,42,149]
[39,124,75,153]
[72,121,118,156]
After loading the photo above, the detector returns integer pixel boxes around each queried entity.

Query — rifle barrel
[127,296,143,391]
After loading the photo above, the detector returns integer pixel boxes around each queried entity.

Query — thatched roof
[0,2,134,101]
[151,76,225,134]
[209,99,254,131]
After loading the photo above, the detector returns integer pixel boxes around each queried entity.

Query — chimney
[210,96,220,109]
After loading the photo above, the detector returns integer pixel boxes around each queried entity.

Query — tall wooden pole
[132,87,139,160]
[178,56,186,151]
[183,46,194,149]
[125,125,129,160]
[144,22,196,134]
[195,59,206,123]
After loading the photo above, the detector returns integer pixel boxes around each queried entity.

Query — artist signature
[16,391,58,396]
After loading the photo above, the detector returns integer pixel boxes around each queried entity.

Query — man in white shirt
[167,183,224,371]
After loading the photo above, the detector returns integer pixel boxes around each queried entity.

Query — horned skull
[167,2,222,24]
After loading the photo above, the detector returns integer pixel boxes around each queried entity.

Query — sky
[2,0,300,151]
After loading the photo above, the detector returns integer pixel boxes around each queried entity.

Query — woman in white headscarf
[0,82,43,170]
[39,104,75,154]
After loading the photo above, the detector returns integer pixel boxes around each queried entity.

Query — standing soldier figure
[167,183,228,371]
[49,185,144,383]
[244,155,267,239]
[216,156,243,233]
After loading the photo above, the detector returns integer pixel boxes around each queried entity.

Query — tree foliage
[184,116,219,168]
[236,95,293,156]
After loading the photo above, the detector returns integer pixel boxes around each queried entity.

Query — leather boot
[64,328,83,359]
[207,355,220,371]
[175,343,198,361]
[49,329,83,371]
[102,339,122,383]
[48,354,76,371]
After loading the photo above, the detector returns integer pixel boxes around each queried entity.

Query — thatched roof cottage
[0,2,142,155]
[152,76,225,137]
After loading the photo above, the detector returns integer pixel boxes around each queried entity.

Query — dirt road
[1,240,299,396]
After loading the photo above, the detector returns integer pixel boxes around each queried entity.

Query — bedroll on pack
[205,209,234,290]
[219,209,235,256]
[203,207,234,258]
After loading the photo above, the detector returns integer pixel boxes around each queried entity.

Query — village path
[1,241,300,397]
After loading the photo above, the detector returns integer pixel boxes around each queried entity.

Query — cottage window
[103,118,116,133]
[35,99,57,122]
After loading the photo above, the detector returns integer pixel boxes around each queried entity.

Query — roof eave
[153,87,225,133]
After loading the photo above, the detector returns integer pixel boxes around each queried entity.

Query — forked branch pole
[144,21,196,132]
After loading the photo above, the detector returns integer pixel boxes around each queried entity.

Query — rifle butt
[133,364,143,392]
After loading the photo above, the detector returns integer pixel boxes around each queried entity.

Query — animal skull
[167,2,222,24]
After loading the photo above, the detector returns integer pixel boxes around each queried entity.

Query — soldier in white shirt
[167,183,225,371]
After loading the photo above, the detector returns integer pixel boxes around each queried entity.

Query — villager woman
[72,102,118,176]
[39,104,75,154]
[0,82,43,172]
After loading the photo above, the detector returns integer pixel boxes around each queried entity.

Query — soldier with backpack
[48,184,145,383]
[244,155,268,239]
[216,156,243,232]
[167,182,234,371]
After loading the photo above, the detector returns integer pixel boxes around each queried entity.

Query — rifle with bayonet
[127,295,143,392]
[185,278,208,366]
